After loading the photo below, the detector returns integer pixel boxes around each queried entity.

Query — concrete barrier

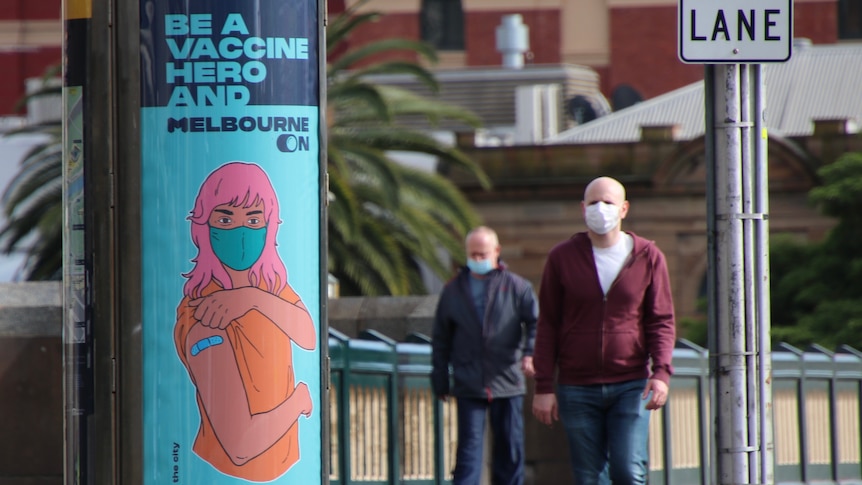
[0,282,63,485]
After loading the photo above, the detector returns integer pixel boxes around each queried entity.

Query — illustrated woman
[174,161,316,482]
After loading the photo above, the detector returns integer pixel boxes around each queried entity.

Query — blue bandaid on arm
[191,335,225,356]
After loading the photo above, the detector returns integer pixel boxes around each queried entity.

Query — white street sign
[678,0,793,63]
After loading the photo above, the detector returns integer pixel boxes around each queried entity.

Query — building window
[420,0,464,50]
[839,0,862,39]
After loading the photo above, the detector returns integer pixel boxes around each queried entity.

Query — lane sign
[679,0,793,63]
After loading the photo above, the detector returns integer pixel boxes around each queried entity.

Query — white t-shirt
[593,233,634,295]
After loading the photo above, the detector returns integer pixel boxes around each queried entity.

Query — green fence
[328,329,862,485]
[771,343,862,485]
[329,328,456,485]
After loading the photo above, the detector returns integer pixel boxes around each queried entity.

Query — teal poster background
[140,2,322,483]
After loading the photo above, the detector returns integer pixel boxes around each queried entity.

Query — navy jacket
[431,263,538,399]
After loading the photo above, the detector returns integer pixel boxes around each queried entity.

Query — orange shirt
[175,281,301,482]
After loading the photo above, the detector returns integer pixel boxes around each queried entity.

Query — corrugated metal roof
[363,64,610,131]
[546,42,862,145]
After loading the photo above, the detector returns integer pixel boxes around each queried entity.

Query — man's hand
[532,393,558,425]
[642,379,669,410]
[522,356,535,378]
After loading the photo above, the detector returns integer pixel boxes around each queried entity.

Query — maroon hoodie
[533,232,676,395]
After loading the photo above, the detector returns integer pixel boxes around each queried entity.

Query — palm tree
[326,1,490,295]
[0,71,62,280]
[0,5,490,293]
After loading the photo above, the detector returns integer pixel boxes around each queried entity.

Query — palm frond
[334,85,478,127]
[328,38,438,74]
[340,61,439,93]
[328,81,392,122]
[2,146,62,212]
[326,7,380,51]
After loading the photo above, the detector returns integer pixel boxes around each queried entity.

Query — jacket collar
[572,230,653,255]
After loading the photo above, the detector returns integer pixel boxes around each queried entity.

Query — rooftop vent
[496,14,529,69]
[793,37,812,51]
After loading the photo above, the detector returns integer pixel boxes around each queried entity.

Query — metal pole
[114,0,143,482]
[63,0,118,482]
[711,61,774,485]
[739,64,760,484]
[754,63,775,485]
[704,63,719,485]
[61,3,94,480]
[715,63,749,484]
[87,0,117,479]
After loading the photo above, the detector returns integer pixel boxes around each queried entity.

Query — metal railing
[328,329,862,485]
[329,328,457,485]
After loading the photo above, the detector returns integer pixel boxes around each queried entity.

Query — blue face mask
[209,226,267,271]
[467,258,494,276]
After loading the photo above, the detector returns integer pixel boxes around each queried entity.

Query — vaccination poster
[139,0,323,483]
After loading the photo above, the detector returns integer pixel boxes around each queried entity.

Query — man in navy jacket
[432,226,538,485]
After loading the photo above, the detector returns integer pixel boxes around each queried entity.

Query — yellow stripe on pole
[65,0,92,19]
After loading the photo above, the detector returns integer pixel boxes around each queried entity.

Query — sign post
[679,0,792,483]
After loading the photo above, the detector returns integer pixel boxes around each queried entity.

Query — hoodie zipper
[600,243,641,377]
[601,293,607,376]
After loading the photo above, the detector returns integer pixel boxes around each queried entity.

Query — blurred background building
[0,1,62,280]
[328,0,859,104]
[2,0,859,117]
[0,1,60,116]
[0,0,860,292]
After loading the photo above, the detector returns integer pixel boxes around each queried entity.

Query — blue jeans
[453,396,525,485]
[557,379,650,485]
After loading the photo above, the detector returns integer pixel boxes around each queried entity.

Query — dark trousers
[453,395,525,485]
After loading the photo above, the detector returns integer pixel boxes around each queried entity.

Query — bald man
[531,176,676,485]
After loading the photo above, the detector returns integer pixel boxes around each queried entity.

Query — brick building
[332,0,860,105]
[1,0,859,116]
[0,1,61,116]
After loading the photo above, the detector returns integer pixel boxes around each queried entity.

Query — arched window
[420,0,464,50]
[838,0,862,39]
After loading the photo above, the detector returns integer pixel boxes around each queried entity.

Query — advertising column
[139,1,324,483]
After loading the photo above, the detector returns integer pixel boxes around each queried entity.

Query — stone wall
[0,282,63,485]
[327,295,439,340]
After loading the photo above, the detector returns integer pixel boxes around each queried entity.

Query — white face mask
[584,201,620,235]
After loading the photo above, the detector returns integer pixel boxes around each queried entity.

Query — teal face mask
[209,226,267,271]
[467,258,494,275]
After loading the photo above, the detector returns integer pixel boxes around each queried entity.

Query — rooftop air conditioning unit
[515,84,560,144]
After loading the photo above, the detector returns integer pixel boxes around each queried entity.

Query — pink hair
[183,161,287,298]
